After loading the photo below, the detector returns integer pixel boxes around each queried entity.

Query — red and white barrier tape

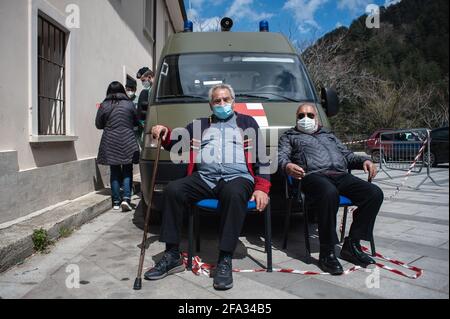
[181,247,423,279]
[338,138,428,217]
[361,246,423,279]
[268,266,362,276]
[342,138,378,146]
[384,138,428,201]
[181,252,361,277]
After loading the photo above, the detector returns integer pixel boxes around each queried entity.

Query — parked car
[366,129,395,162]
[366,129,423,162]
[429,126,449,167]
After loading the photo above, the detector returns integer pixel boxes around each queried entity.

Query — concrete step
[0,190,112,273]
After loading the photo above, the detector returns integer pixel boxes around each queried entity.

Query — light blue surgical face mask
[142,81,151,89]
[297,117,318,134]
[212,103,233,120]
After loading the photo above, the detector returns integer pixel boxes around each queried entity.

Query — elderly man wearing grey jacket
[278,103,384,275]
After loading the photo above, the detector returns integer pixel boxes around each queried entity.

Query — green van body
[140,31,331,214]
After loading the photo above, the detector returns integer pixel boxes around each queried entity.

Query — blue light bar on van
[184,20,193,32]
[259,20,269,32]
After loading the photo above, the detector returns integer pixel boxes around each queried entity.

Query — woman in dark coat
[96,81,140,211]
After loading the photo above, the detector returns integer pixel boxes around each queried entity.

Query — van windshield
[155,53,316,103]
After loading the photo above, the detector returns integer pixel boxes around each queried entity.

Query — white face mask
[297,117,318,134]
[142,81,151,89]
[126,91,135,98]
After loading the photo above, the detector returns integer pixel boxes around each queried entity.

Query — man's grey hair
[208,84,235,103]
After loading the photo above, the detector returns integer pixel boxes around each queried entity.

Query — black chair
[282,176,311,257]
[282,175,376,258]
[187,199,273,272]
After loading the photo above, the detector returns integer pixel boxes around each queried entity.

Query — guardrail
[378,128,439,189]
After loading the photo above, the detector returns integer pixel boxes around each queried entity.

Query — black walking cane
[133,132,164,290]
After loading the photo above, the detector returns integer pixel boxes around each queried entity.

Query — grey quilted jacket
[278,127,370,175]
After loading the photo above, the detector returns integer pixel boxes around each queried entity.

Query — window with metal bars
[38,14,67,136]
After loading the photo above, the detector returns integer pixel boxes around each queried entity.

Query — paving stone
[283,277,378,299]
[380,264,449,293]
[1,169,448,299]
[205,274,300,299]
[410,256,449,276]
[360,276,449,299]
[378,237,449,261]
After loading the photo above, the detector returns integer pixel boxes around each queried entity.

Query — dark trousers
[301,173,384,246]
[159,172,254,253]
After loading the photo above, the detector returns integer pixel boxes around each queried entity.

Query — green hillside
[302,0,449,139]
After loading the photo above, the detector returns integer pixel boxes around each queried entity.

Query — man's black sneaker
[213,256,233,290]
[144,252,185,280]
[340,237,376,267]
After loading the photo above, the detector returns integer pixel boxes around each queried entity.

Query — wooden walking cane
[133,132,164,290]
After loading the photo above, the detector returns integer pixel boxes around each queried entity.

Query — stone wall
[0,151,110,224]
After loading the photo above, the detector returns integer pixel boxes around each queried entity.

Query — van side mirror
[321,87,339,117]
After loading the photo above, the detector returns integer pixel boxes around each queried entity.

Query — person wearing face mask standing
[126,78,140,145]
[278,103,384,275]
[136,67,154,148]
[126,77,139,108]
[144,84,271,291]
[96,81,140,212]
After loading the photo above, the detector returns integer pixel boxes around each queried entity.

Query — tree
[283,0,448,139]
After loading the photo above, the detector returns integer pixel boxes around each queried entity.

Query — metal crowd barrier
[378,128,438,189]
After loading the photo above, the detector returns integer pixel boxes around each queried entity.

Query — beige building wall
[0,0,185,224]
[0,0,185,170]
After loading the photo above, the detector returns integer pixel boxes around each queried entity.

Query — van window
[155,53,315,103]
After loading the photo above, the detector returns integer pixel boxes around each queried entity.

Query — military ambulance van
[140,19,339,220]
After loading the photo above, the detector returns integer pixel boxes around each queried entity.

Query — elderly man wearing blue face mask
[146,84,271,291]
[278,103,383,275]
